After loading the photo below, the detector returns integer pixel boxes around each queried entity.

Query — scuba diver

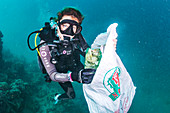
[27,7,96,104]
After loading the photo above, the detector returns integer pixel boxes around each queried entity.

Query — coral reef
[0,80,28,113]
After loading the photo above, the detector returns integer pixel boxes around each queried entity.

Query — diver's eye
[61,23,70,31]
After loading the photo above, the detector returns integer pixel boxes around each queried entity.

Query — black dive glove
[71,69,96,84]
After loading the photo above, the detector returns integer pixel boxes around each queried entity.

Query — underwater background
[0,0,169,113]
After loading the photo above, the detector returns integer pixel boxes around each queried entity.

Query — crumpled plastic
[83,23,136,113]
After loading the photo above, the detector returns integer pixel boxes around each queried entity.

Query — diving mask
[58,19,82,36]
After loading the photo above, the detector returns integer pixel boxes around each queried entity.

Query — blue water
[0,0,169,113]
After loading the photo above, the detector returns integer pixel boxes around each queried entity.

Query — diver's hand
[71,69,96,84]
[79,69,96,84]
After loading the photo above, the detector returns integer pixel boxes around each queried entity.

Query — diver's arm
[39,41,71,82]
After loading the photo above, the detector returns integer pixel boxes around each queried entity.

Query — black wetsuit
[38,34,89,100]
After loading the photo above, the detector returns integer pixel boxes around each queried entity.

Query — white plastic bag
[83,23,136,113]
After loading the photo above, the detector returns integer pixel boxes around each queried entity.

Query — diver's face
[57,15,80,40]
